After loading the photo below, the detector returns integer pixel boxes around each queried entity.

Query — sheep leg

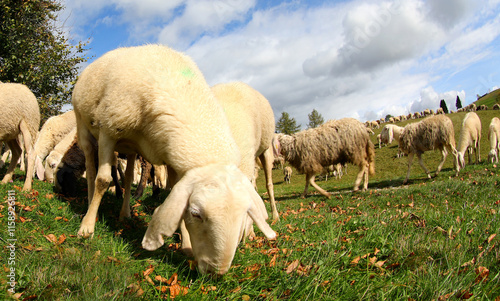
[1,140,22,184]
[78,134,116,238]
[353,162,370,191]
[403,153,415,184]
[435,148,448,176]
[259,148,279,221]
[417,153,432,179]
[118,154,136,220]
[306,173,331,199]
[133,157,151,199]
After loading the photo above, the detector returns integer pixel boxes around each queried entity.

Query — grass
[0,110,499,300]
[475,88,500,108]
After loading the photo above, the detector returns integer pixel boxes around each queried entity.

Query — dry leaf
[455,290,473,299]
[475,266,489,283]
[167,272,178,286]
[351,256,361,266]
[286,259,300,274]
[44,234,57,244]
[487,234,496,244]
[169,283,188,299]
[143,266,154,277]
[58,234,67,244]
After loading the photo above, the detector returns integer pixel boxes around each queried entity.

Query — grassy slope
[0,110,499,300]
[475,88,500,108]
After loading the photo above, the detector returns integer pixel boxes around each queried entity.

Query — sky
[58,0,500,128]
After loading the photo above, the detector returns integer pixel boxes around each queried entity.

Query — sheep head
[142,164,276,275]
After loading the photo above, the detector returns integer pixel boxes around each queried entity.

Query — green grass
[1,110,500,300]
[475,88,500,108]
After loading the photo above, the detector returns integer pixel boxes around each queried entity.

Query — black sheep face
[55,167,78,197]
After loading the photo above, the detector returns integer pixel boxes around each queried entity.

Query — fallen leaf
[143,266,154,277]
[487,234,496,244]
[169,283,188,299]
[167,273,178,286]
[455,290,473,299]
[351,256,361,266]
[475,266,489,283]
[58,234,67,244]
[44,234,57,244]
[286,259,300,274]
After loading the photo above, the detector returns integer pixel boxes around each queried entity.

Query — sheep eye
[190,209,203,221]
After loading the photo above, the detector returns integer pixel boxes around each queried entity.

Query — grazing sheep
[377,134,382,148]
[488,117,500,163]
[380,124,404,157]
[284,166,292,184]
[33,110,76,180]
[492,103,500,110]
[277,118,375,198]
[54,136,123,199]
[0,83,40,191]
[44,128,77,183]
[72,45,275,275]
[398,115,459,184]
[457,112,482,168]
[212,82,277,221]
[273,155,285,169]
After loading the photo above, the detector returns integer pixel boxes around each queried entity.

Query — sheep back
[279,118,374,175]
[0,83,40,144]
[211,82,275,179]
[34,110,76,159]
[399,115,456,155]
[72,44,240,176]
[457,112,481,154]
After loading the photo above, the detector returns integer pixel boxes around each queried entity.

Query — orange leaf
[58,234,67,244]
[143,266,154,277]
[487,234,496,244]
[269,254,277,267]
[44,234,57,244]
[169,283,188,298]
[154,275,169,284]
[55,217,63,221]
[475,266,489,283]
[286,259,300,274]
[351,256,361,266]
[167,272,178,286]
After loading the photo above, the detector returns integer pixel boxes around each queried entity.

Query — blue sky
[60,0,500,127]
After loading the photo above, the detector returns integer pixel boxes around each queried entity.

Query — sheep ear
[244,180,276,240]
[35,156,45,180]
[142,174,193,251]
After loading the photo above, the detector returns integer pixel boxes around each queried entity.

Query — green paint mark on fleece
[180,68,195,78]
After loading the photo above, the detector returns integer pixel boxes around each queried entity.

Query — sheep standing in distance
[398,115,460,184]
[457,112,482,168]
[0,83,40,191]
[72,45,275,275]
[276,118,375,198]
[283,166,292,184]
[380,124,404,158]
[211,82,277,221]
[33,110,76,180]
[44,128,77,183]
[487,117,500,163]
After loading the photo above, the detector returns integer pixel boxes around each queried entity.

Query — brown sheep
[398,115,459,184]
[276,118,375,198]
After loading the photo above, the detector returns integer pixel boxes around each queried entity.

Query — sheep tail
[367,140,376,175]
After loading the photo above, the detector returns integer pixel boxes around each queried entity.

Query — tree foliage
[307,109,324,129]
[439,99,449,114]
[276,111,301,134]
[0,0,89,122]
[456,95,462,110]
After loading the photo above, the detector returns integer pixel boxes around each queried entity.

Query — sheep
[33,110,76,180]
[211,82,278,221]
[377,134,382,149]
[398,115,459,184]
[54,136,123,199]
[457,112,482,168]
[283,166,292,184]
[44,128,77,183]
[273,155,285,169]
[492,103,500,110]
[380,124,404,158]
[276,118,375,198]
[0,83,40,191]
[488,117,500,163]
[72,45,275,275]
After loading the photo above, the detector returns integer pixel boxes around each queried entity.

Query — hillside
[474,87,500,108]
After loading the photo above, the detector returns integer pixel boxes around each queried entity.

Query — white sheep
[211,82,278,221]
[276,118,375,198]
[398,115,460,184]
[0,83,40,191]
[380,124,404,157]
[283,166,292,184]
[44,128,77,183]
[33,110,76,180]
[488,117,500,163]
[457,112,481,168]
[72,45,275,275]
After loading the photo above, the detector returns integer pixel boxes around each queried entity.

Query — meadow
[0,109,499,300]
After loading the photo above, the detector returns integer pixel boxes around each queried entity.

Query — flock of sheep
[1,44,500,275]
